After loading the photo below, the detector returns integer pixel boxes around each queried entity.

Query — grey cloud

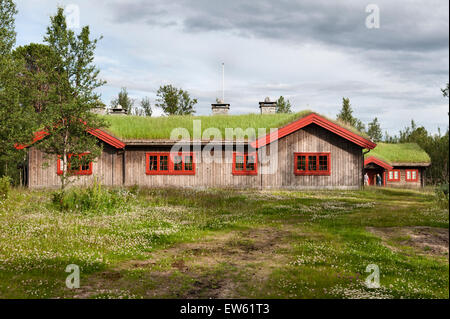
[109,0,448,53]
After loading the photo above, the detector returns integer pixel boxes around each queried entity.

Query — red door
[367,171,376,185]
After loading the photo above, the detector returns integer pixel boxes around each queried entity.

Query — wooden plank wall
[260,124,363,189]
[28,124,363,190]
[28,145,123,188]
[385,167,423,188]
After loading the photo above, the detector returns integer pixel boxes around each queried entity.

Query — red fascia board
[15,127,125,150]
[251,113,376,149]
[364,156,393,171]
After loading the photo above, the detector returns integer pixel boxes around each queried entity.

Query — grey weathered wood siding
[260,124,363,189]
[28,145,123,188]
[27,124,363,189]
[385,167,423,188]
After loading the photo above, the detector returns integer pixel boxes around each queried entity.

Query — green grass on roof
[365,142,431,164]
[101,110,369,140]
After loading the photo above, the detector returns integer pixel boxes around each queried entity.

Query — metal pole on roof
[222,62,225,102]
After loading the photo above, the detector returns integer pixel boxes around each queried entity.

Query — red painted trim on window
[15,127,125,150]
[387,169,401,182]
[145,152,196,175]
[57,153,93,176]
[294,152,331,176]
[251,113,376,149]
[232,152,258,176]
[364,156,393,171]
[405,169,419,182]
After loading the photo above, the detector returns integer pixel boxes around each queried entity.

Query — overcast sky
[14,0,449,135]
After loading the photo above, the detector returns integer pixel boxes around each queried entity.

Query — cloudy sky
[14,0,449,134]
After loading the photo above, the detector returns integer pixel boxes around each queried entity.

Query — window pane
[149,156,158,171]
[297,156,306,171]
[308,156,317,171]
[394,171,398,179]
[160,155,168,171]
[412,171,416,179]
[184,156,193,171]
[319,155,328,171]
[235,155,244,171]
[246,155,255,171]
[174,155,182,171]
[389,171,393,179]
[406,171,411,180]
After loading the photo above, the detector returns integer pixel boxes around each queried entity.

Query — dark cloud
[109,0,448,52]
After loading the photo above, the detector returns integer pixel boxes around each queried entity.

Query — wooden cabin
[363,143,431,188]
[20,106,378,190]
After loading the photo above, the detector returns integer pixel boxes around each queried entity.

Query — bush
[51,180,135,213]
[434,183,449,210]
[0,176,12,199]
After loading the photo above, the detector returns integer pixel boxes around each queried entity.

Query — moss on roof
[101,111,369,141]
[365,142,431,164]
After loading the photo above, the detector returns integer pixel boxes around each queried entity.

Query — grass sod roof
[101,111,370,141]
[365,142,431,164]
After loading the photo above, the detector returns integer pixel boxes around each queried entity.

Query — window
[405,169,419,182]
[232,152,257,175]
[57,153,92,175]
[145,152,195,175]
[387,170,400,182]
[294,153,330,175]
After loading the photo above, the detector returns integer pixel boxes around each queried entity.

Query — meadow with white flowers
[0,186,448,299]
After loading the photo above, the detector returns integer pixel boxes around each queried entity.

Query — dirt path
[367,226,449,258]
[71,227,295,298]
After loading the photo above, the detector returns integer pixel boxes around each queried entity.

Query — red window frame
[294,152,330,176]
[57,153,93,175]
[145,152,195,175]
[405,169,419,182]
[232,152,258,176]
[387,170,400,182]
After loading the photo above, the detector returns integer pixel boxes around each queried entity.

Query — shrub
[434,183,449,210]
[0,176,12,199]
[51,180,135,213]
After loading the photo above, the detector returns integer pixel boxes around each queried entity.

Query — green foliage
[0,0,17,56]
[111,87,134,113]
[155,84,197,115]
[367,117,382,142]
[336,97,365,132]
[0,175,11,199]
[276,96,292,113]
[51,181,135,213]
[140,97,152,116]
[434,184,449,209]
[37,7,107,190]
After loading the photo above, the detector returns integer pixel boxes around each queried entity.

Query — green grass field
[0,186,447,299]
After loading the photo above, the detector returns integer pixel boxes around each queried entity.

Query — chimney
[211,99,230,115]
[259,97,277,114]
[108,104,127,116]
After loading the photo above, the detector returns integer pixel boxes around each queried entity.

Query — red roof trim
[15,128,125,150]
[364,156,393,170]
[251,113,377,149]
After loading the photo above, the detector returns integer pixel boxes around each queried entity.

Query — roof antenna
[221,62,225,102]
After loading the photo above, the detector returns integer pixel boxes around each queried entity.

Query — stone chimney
[108,104,127,116]
[259,97,277,114]
[211,99,230,115]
